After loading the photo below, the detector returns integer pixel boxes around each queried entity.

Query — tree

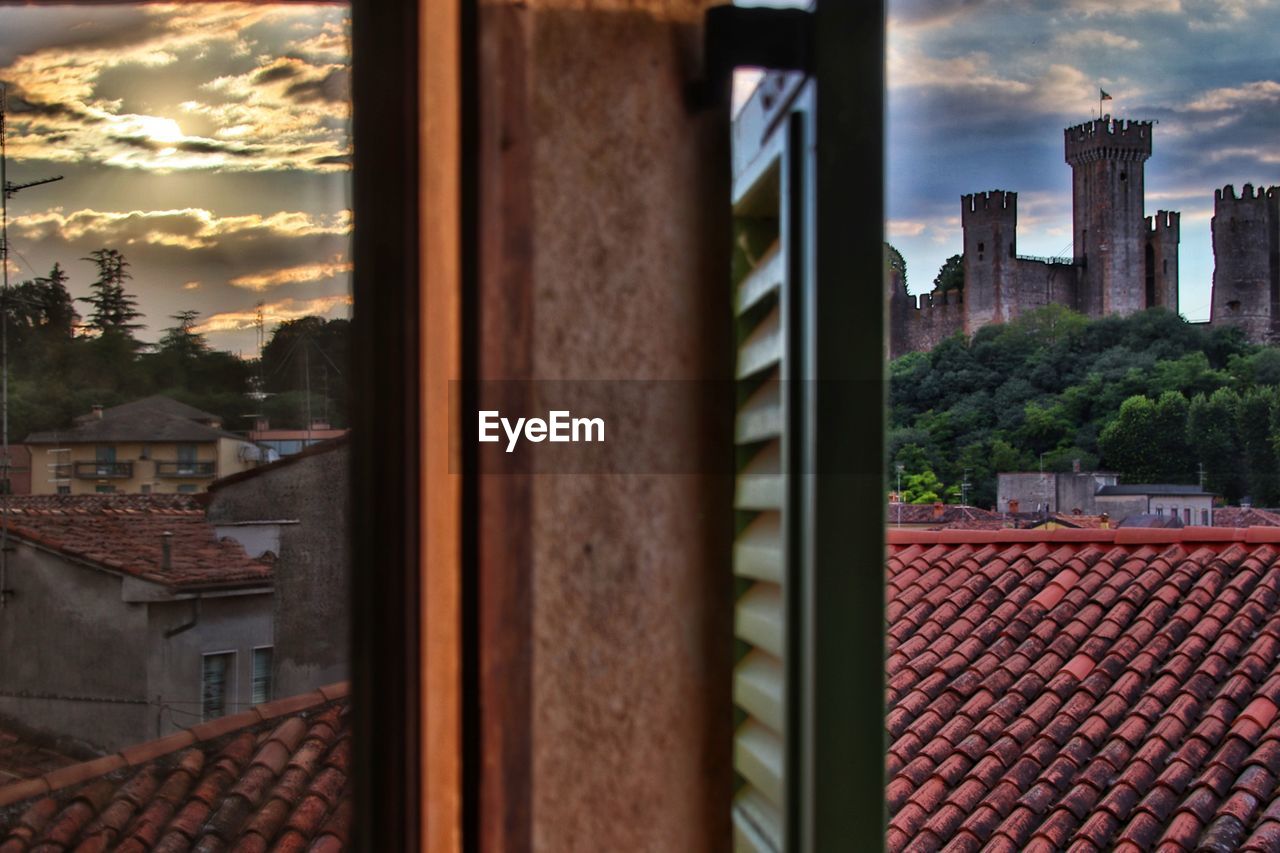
[1239,388,1280,505]
[79,249,142,339]
[933,254,963,293]
[1151,391,1192,483]
[158,310,208,361]
[1188,388,1245,502]
[885,242,908,296]
[1099,395,1162,483]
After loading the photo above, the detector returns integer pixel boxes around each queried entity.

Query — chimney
[932,501,944,519]
[161,531,173,571]
[91,404,104,420]
[1100,512,1110,530]
[1072,458,1081,474]
[1008,498,1019,514]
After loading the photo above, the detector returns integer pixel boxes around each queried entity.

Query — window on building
[141,484,151,494]
[95,485,116,494]
[95,445,116,476]
[1185,508,1192,524]
[177,444,198,474]
[140,444,150,460]
[56,485,70,495]
[252,646,274,705]
[202,651,236,720]
[177,484,198,494]
[1203,509,1211,525]
[1155,504,1163,516]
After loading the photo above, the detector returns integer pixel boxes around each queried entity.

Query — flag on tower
[1100,89,1112,100]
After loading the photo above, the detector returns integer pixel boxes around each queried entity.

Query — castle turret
[1065,116,1153,317]
[961,190,1018,334]
[1145,210,1179,312]
[1211,184,1280,344]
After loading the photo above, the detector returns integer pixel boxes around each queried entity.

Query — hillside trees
[888,305,1280,507]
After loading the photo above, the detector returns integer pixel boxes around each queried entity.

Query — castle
[890,115,1280,357]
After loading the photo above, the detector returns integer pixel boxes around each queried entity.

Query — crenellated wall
[1211,183,1280,343]
[890,288,966,358]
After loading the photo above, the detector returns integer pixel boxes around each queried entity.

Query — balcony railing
[155,460,217,478]
[74,461,134,479]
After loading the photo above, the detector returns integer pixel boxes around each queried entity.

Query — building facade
[0,496,273,753]
[24,397,261,495]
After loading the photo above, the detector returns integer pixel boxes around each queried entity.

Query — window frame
[251,644,274,706]
[200,649,238,722]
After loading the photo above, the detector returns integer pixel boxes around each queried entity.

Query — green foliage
[889,305,1280,507]
[886,243,908,296]
[933,254,963,293]
[2,249,347,441]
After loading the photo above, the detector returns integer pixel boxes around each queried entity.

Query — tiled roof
[0,684,350,852]
[1215,507,1280,528]
[204,435,348,494]
[888,504,1002,526]
[0,729,77,788]
[25,396,241,445]
[887,527,1280,852]
[1032,514,1114,530]
[0,496,271,591]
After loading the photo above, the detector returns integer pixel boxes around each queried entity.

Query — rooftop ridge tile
[0,684,348,811]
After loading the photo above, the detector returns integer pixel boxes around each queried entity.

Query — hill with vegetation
[889,304,1280,508]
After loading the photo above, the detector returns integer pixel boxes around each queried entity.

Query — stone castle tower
[889,116,1186,358]
[1211,184,1280,343]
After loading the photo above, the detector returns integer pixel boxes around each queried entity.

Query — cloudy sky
[0,3,349,356]
[888,0,1280,321]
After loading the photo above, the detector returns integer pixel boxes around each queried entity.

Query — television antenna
[0,83,64,607]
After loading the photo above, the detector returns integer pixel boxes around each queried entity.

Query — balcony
[74,461,134,479]
[155,460,216,478]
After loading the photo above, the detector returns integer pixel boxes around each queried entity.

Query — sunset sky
[0,3,350,356]
[887,0,1280,321]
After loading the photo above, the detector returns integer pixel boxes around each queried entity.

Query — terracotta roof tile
[0,685,349,852]
[886,529,1280,852]
[0,496,271,591]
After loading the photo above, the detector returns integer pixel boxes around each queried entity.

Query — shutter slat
[737,305,782,379]
[733,785,784,853]
[734,512,782,583]
[736,441,782,510]
[734,718,785,811]
[736,241,782,315]
[734,648,785,733]
[736,377,782,444]
[736,582,784,659]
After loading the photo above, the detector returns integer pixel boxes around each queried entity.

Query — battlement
[915,288,963,309]
[962,190,1017,218]
[1146,210,1180,235]
[1064,115,1152,164]
[1215,183,1280,208]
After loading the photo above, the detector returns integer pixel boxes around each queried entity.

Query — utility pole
[895,463,904,528]
[0,83,63,607]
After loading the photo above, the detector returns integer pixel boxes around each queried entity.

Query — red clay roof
[0,729,77,788]
[888,504,1002,526]
[887,527,1280,851]
[0,496,271,591]
[0,683,350,852]
[1214,507,1280,528]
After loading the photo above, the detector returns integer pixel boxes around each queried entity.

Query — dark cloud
[284,68,349,104]
[253,63,300,85]
[310,154,351,167]
[176,139,263,158]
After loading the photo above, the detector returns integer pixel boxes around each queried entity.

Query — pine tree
[79,249,142,339]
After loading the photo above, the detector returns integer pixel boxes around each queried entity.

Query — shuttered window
[202,651,235,720]
[731,71,803,853]
[252,646,274,705]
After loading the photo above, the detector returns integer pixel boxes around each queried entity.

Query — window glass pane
[0,4,353,841]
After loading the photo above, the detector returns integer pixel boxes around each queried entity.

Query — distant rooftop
[1096,484,1213,497]
[25,396,243,445]
[0,495,271,591]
